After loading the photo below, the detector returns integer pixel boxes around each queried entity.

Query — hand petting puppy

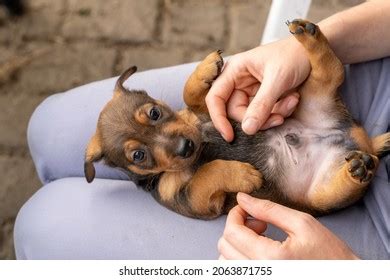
[218,193,359,260]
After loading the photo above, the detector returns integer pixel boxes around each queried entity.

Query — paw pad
[198,50,224,85]
[286,19,317,36]
[345,151,376,183]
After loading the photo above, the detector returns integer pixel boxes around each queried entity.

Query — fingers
[272,92,300,117]
[206,63,235,142]
[226,89,250,122]
[219,205,280,259]
[258,114,284,130]
[241,73,278,134]
[245,218,267,234]
[259,93,300,130]
[217,237,249,260]
[236,192,310,236]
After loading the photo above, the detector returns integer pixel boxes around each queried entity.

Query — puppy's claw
[287,19,317,36]
[196,51,224,86]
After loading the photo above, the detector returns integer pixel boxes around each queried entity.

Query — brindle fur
[85,19,390,219]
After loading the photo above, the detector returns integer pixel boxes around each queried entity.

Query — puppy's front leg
[186,160,262,218]
[157,160,262,219]
[183,51,223,114]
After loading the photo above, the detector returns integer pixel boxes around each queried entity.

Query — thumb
[242,73,282,135]
[237,192,304,236]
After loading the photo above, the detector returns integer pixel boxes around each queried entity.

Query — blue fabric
[340,60,390,255]
[14,58,390,259]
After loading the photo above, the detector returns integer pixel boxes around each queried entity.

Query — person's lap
[14,58,390,259]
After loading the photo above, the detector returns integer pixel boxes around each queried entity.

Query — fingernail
[269,119,283,128]
[219,130,231,142]
[237,192,253,203]
[243,118,259,134]
[286,98,299,111]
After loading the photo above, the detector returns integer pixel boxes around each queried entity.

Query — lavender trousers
[14,58,390,259]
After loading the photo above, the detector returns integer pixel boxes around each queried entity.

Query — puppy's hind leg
[183,51,224,114]
[287,19,347,126]
[309,151,379,213]
[288,19,344,96]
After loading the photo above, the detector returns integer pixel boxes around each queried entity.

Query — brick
[0,43,116,148]
[163,0,226,48]
[0,46,16,64]
[0,219,15,259]
[62,0,159,42]
[117,46,187,72]
[228,0,271,52]
[0,6,6,20]
[0,0,65,43]
[0,155,41,220]
[0,93,45,148]
[16,42,116,96]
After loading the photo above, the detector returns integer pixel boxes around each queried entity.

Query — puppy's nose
[176,138,195,158]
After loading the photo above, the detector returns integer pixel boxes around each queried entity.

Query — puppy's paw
[233,162,263,193]
[196,50,224,86]
[286,19,317,36]
[345,151,378,183]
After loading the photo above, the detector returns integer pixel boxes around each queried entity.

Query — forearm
[318,0,390,64]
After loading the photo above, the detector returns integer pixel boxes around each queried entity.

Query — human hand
[206,38,311,142]
[218,193,359,260]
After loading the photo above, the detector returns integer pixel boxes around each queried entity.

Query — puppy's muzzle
[176,138,195,158]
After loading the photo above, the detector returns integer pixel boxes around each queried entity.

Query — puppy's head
[84,66,202,183]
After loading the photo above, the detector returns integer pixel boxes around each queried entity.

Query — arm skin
[218,193,359,260]
[320,0,390,64]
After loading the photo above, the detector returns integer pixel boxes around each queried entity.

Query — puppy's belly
[266,118,352,203]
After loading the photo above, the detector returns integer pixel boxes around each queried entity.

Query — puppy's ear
[114,66,137,98]
[84,131,103,183]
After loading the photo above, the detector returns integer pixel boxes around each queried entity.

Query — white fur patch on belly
[267,118,348,202]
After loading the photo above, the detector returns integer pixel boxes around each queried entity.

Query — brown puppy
[84,19,390,219]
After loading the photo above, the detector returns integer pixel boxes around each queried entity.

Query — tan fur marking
[134,103,154,126]
[128,165,157,176]
[153,146,171,169]
[309,155,378,211]
[372,132,390,156]
[288,20,345,128]
[113,90,121,99]
[162,121,184,135]
[162,111,199,137]
[187,160,262,216]
[289,21,344,97]
[158,169,193,202]
[85,132,103,162]
[350,126,373,154]
[183,51,222,113]
[124,139,141,151]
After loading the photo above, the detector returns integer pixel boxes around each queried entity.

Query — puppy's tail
[115,66,137,94]
[372,132,390,158]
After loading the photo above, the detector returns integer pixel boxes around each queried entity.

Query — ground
[0,0,363,259]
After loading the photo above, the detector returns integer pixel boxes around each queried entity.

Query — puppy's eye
[132,150,145,162]
[149,107,161,121]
